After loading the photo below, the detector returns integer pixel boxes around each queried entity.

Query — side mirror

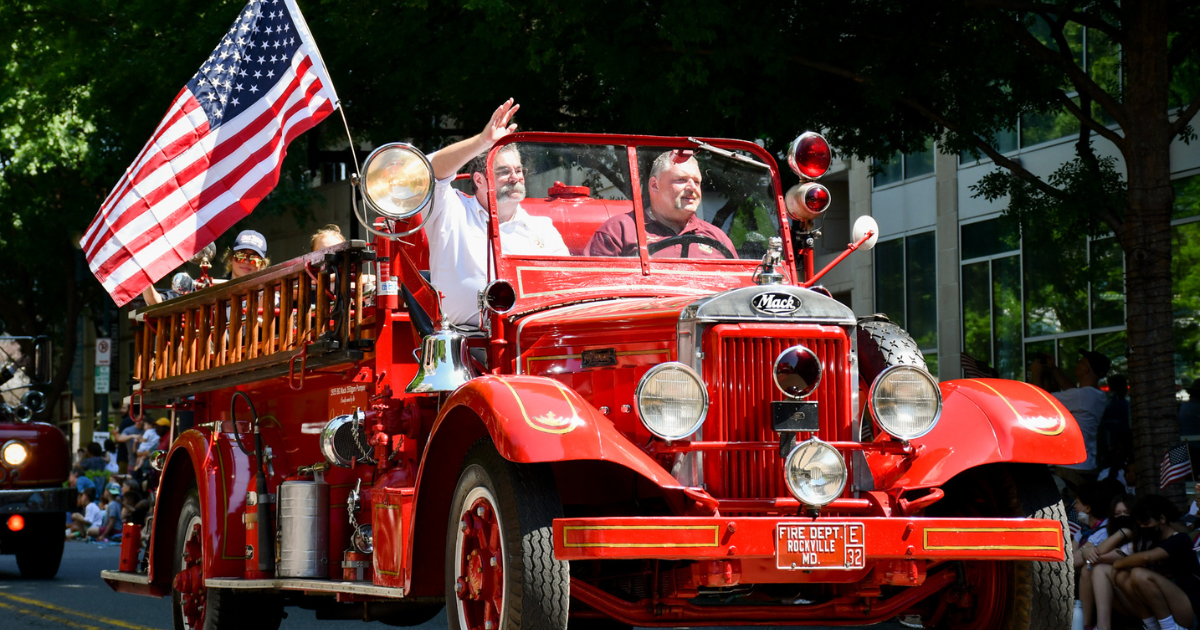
[852,216,880,251]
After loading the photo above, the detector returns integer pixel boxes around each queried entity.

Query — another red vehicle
[102,133,1082,630]
[0,336,71,579]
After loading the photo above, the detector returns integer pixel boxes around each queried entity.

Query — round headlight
[784,438,847,506]
[2,441,29,467]
[361,142,434,220]
[869,365,942,440]
[635,362,708,440]
[773,345,823,399]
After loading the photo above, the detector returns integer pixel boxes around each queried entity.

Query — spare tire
[856,316,926,385]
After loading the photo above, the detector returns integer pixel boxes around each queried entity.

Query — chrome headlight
[2,440,29,467]
[635,362,708,440]
[869,365,942,440]
[784,438,847,506]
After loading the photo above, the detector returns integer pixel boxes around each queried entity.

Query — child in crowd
[96,483,124,542]
[67,487,104,539]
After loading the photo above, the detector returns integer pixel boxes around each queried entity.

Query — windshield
[492,141,781,261]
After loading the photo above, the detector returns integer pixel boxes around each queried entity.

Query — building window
[960,214,1132,383]
[874,231,938,376]
[873,139,935,188]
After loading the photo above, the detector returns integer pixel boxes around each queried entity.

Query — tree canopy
[3,0,1200,498]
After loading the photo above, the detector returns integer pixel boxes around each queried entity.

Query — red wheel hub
[925,561,1006,630]
[456,497,503,630]
[177,523,207,629]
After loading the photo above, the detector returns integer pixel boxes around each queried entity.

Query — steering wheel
[646,233,736,259]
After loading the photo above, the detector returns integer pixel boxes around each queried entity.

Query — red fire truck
[0,336,71,579]
[102,132,1082,630]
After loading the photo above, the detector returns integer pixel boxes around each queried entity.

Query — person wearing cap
[97,482,124,542]
[139,229,270,305]
[586,150,738,260]
[1033,350,1111,488]
[220,229,270,280]
[426,99,569,326]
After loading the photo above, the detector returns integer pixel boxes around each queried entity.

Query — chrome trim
[868,364,943,440]
[204,577,404,598]
[101,570,150,585]
[771,344,823,399]
[634,362,709,441]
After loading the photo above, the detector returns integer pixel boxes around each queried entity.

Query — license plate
[771,400,819,432]
[776,522,866,570]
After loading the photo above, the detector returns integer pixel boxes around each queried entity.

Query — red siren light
[787,132,832,180]
[6,514,24,531]
[785,182,832,221]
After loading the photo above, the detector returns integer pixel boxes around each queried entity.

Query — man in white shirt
[426,99,569,326]
[1034,350,1111,489]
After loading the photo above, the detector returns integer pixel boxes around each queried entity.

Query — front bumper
[0,487,74,514]
[553,516,1064,563]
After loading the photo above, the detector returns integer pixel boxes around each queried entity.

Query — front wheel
[14,512,65,579]
[921,464,1073,630]
[445,440,569,630]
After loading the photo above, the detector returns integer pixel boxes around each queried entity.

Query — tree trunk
[43,247,81,425]
[1119,0,1184,505]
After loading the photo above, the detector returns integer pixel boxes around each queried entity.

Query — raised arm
[430,99,520,180]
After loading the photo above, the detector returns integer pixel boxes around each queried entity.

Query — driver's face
[649,158,702,224]
[478,150,525,205]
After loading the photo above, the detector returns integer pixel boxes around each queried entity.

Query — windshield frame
[482,132,797,310]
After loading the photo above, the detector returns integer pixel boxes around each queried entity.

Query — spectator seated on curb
[1112,495,1200,630]
[96,482,123,542]
[67,487,103,539]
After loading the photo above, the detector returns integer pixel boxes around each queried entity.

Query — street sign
[96,338,112,367]
[94,366,110,394]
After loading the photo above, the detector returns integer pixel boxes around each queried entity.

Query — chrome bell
[406,319,477,393]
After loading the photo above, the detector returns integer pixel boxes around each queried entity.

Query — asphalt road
[0,541,905,630]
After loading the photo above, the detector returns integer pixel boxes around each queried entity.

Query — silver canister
[278,479,330,578]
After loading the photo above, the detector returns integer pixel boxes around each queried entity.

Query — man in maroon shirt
[585,151,738,259]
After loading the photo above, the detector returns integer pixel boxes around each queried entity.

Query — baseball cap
[1080,350,1111,379]
[155,417,171,427]
[233,230,267,257]
[107,482,122,496]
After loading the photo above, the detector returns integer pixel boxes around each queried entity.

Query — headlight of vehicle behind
[635,362,708,440]
[2,441,29,467]
[784,438,847,506]
[870,365,942,440]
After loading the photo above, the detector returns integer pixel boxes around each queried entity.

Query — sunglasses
[232,251,265,267]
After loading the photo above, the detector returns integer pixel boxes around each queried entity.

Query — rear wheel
[14,512,65,579]
[171,491,282,630]
[445,440,568,630]
[921,464,1073,630]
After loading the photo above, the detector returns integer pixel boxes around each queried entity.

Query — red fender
[426,375,680,487]
[875,379,1086,490]
[404,375,685,596]
[148,429,253,586]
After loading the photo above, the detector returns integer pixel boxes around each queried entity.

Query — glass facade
[874,231,938,376]
[873,139,935,187]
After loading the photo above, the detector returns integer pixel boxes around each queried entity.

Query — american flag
[1065,504,1082,542]
[81,0,338,305]
[1160,444,1193,490]
[961,352,996,379]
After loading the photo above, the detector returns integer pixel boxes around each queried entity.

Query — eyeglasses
[232,251,265,267]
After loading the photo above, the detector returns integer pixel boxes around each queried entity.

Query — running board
[204,577,405,598]
[101,570,171,598]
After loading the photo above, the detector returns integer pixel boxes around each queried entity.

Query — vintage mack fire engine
[102,132,1082,630]
[0,336,70,579]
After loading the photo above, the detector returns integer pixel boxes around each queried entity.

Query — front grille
[701,324,850,500]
